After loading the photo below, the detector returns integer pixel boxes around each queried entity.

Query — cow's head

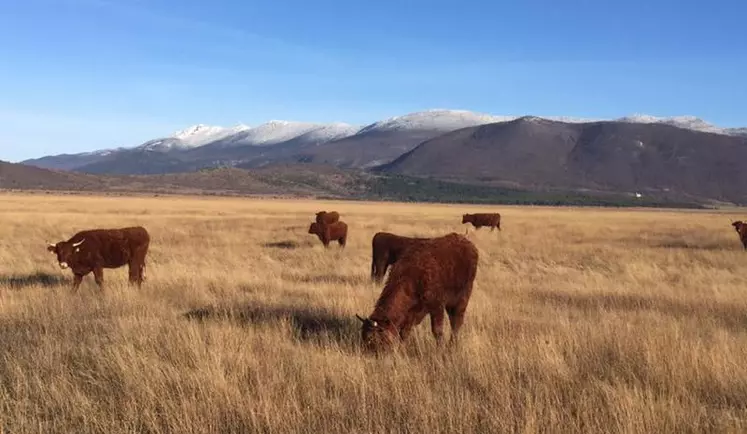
[356,314,399,353]
[47,238,85,270]
[461,214,472,224]
[308,222,319,235]
[732,221,744,233]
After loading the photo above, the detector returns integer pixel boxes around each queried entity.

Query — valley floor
[0,193,746,433]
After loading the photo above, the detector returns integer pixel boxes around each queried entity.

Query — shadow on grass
[529,290,747,332]
[653,240,735,251]
[294,274,367,285]
[183,303,360,348]
[0,272,68,289]
[261,240,302,250]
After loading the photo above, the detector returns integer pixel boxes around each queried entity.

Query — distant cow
[315,211,340,225]
[356,233,478,352]
[462,213,501,233]
[370,232,428,283]
[47,226,150,291]
[308,221,348,248]
[732,221,747,250]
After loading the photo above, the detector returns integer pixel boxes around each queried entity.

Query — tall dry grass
[1,193,746,433]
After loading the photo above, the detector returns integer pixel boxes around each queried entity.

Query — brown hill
[378,117,747,204]
[0,160,365,197]
[0,160,110,191]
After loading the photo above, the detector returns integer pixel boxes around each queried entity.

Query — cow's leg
[93,267,104,290]
[446,301,470,345]
[429,308,446,344]
[128,261,141,287]
[129,247,147,287]
[338,236,346,248]
[72,273,84,292]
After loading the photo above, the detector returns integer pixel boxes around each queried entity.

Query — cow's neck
[371,280,417,329]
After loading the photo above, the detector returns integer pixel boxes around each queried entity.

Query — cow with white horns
[47,226,150,291]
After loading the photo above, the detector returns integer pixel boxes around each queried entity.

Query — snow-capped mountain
[210,121,334,147]
[357,109,515,134]
[290,123,362,144]
[615,114,730,135]
[138,124,250,151]
[20,109,746,174]
[174,124,250,146]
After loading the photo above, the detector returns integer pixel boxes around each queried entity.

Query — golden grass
[1,192,747,433]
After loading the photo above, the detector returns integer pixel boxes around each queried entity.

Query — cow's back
[74,227,149,268]
[316,211,340,225]
[387,233,478,307]
[373,232,427,259]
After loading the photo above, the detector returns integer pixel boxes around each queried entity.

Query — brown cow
[315,211,340,225]
[732,221,747,250]
[47,226,150,291]
[462,213,501,233]
[308,221,348,248]
[370,232,428,283]
[356,233,478,353]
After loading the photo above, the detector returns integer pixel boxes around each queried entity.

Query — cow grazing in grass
[732,221,747,250]
[356,233,478,353]
[47,226,150,291]
[370,232,428,283]
[308,221,348,248]
[462,213,501,233]
[315,211,340,225]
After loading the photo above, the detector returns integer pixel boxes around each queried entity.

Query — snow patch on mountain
[136,124,251,151]
[726,127,747,137]
[357,109,515,134]
[616,114,724,134]
[216,121,332,147]
[172,124,250,147]
[292,123,361,144]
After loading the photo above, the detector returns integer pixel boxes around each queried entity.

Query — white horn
[72,239,85,247]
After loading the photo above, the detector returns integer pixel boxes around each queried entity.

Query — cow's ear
[47,244,56,253]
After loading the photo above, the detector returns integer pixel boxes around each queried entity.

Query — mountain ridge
[16,109,747,205]
[22,109,747,171]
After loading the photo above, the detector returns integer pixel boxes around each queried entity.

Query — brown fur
[732,221,747,250]
[315,211,340,225]
[462,213,501,233]
[357,233,479,352]
[47,226,150,291]
[308,221,348,248]
[370,232,429,283]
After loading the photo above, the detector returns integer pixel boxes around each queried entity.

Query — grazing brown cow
[315,211,340,225]
[308,221,348,248]
[370,232,428,283]
[462,213,501,233]
[47,226,150,291]
[356,233,478,352]
[732,221,747,250]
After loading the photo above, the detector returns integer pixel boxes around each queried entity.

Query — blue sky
[1,0,745,162]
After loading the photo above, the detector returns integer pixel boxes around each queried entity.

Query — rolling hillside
[378,117,747,203]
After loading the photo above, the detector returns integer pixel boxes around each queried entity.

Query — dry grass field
[1,193,747,433]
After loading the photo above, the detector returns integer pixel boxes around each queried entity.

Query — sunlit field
[1,192,746,433]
